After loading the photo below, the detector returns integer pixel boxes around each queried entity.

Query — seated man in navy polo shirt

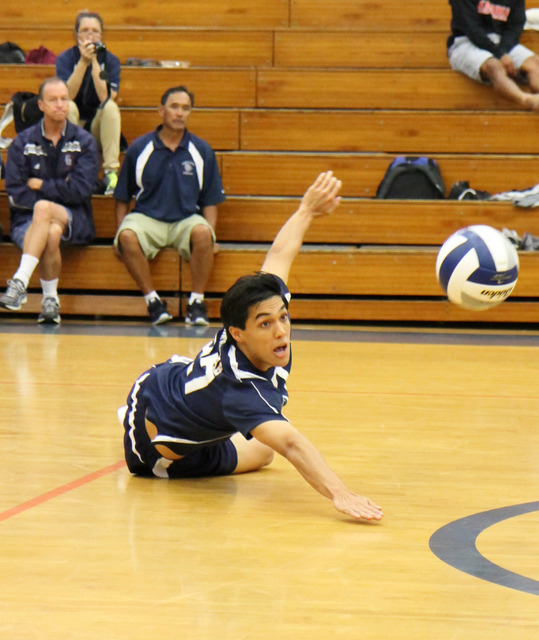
[113,85,225,326]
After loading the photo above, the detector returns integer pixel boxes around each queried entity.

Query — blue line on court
[429,501,539,596]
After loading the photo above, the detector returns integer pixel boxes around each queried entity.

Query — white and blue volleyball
[436,225,519,310]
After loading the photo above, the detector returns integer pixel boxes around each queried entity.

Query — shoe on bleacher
[185,300,209,326]
[0,278,27,311]
[103,171,118,196]
[148,298,173,325]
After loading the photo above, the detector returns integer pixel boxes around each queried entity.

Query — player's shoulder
[126,130,157,155]
[185,130,215,155]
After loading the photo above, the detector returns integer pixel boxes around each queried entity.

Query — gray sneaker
[37,297,61,324]
[0,278,27,311]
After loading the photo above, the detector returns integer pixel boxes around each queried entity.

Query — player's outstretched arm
[261,171,342,284]
[252,420,383,522]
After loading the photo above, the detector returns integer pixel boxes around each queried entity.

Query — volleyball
[436,225,519,311]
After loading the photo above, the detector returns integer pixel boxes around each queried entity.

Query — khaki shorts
[114,212,215,260]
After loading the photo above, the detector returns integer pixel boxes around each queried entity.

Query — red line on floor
[0,459,126,523]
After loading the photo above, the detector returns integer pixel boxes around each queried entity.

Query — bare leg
[230,432,274,474]
[116,229,155,295]
[521,54,539,93]
[188,224,214,293]
[481,57,539,110]
[23,200,69,262]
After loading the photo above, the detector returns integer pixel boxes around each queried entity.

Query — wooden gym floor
[0,319,537,639]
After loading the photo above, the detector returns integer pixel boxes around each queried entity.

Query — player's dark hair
[160,85,195,107]
[221,272,288,336]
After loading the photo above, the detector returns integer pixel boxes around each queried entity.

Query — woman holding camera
[56,10,121,195]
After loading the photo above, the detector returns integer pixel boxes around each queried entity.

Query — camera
[93,42,106,55]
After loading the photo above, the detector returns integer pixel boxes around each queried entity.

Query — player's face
[230,295,291,371]
[38,82,70,124]
[159,91,192,133]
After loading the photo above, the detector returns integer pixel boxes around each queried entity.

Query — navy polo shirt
[115,127,226,223]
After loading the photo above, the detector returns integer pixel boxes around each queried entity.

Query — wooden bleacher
[2,0,539,324]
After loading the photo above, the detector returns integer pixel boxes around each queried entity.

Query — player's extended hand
[333,492,384,522]
[301,171,342,218]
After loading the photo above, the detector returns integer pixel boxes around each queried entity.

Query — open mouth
[274,344,288,356]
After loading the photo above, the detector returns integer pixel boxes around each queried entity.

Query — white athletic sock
[188,292,204,305]
[144,291,160,305]
[40,278,59,301]
[13,254,39,288]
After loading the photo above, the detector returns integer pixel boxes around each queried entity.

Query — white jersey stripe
[135,140,155,200]
[188,140,204,190]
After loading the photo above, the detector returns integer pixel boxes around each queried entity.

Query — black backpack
[0,41,25,63]
[376,156,445,199]
[11,92,42,133]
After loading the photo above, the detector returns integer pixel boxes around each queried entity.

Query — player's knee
[102,99,121,119]
[259,447,274,468]
[117,228,140,252]
[522,54,539,76]
[33,200,54,222]
[480,57,504,82]
[190,224,213,247]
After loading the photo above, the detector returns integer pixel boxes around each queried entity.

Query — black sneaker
[148,298,173,325]
[185,300,209,326]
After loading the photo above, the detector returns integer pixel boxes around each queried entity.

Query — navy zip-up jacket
[6,119,99,245]
[448,0,526,58]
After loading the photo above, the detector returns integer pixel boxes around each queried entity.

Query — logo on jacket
[182,160,195,176]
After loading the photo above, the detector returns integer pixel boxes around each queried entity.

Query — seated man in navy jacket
[0,77,99,324]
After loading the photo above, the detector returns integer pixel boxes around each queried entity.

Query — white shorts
[448,34,535,83]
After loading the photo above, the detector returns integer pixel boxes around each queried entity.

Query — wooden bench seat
[0,107,240,151]
[3,27,537,72]
[1,64,535,111]
[2,193,538,246]
[219,152,539,196]
[4,106,535,155]
[290,0,450,31]
[0,65,257,108]
[0,28,274,68]
[2,151,539,198]
[257,68,518,110]
[1,240,539,324]
[0,1,290,29]
[239,109,539,154]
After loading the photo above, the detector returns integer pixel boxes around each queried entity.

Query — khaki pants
[68,99,121,172]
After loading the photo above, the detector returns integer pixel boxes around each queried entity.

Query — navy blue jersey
[127,276,292,457]
[114,127,225,223]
